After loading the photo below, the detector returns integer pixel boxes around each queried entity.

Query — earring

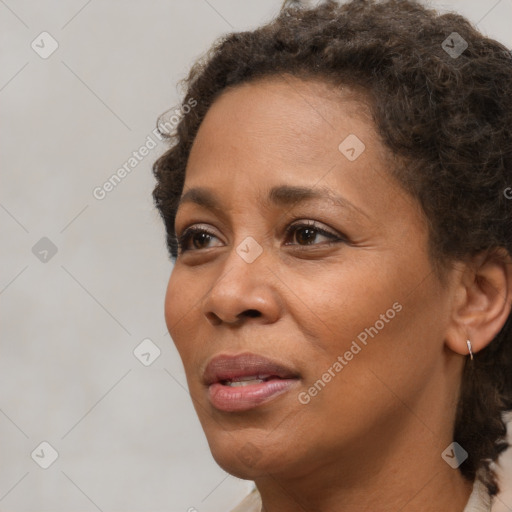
[466,339,474,360]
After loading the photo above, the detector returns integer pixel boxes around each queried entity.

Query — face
[164,76,458,481]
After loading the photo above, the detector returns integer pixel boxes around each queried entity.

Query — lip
[203,352,301,412]
[203,352,300,385]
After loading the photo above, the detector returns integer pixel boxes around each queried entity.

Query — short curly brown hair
[152,0,512,496]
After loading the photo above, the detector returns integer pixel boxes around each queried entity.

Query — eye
[176,220,346,255]
[176,225,220,253]
[283,220,344,247]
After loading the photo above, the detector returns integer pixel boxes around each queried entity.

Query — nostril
[243,309,261,318]
[205,312,223,325]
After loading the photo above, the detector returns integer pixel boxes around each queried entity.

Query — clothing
[463,475,493,512]
[229,474,493,512]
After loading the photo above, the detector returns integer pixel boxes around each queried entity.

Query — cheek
[164,273,178,336]
[164,270,199,359]
[284,262,398,353]
[286,257,438,403]
[294,262,443,417]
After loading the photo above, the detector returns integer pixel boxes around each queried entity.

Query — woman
[152,0,512,510]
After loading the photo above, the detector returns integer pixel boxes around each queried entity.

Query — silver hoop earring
[466,339,474,360]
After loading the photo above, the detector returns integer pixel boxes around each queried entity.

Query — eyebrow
[176,185,370,220]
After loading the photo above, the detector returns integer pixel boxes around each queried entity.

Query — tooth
[231,374,272,382]
[227,379,264,387]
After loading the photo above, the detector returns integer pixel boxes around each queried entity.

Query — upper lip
[203,352,300,386]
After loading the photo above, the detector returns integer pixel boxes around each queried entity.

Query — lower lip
[208,378,299,412]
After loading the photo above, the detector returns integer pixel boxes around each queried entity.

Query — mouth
[218,374,282,386]
[203,352,301,412]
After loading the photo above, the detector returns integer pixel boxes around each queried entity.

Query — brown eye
[177,227,218,252]
[176,220,345,255]
[284,221,343,247]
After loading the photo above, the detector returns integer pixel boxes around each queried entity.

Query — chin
[210,444,276,479]
[205,428,299,480]
[201,427,272,475]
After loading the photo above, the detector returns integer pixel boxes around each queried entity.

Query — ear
[444,247,512,357]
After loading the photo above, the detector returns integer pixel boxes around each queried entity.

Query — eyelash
[175,220,346,254]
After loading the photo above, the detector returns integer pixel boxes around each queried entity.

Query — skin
[164,76,512,512]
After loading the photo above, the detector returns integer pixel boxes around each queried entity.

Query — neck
[256,454,474,512]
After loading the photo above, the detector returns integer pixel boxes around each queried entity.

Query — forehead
[187,76,380,173]
[182,76,402,218]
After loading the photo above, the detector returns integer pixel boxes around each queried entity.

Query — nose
[201,252,282,327]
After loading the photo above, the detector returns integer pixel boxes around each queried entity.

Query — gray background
[1,1,511,511]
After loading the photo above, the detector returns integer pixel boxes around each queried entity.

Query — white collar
[462,474,493,512]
